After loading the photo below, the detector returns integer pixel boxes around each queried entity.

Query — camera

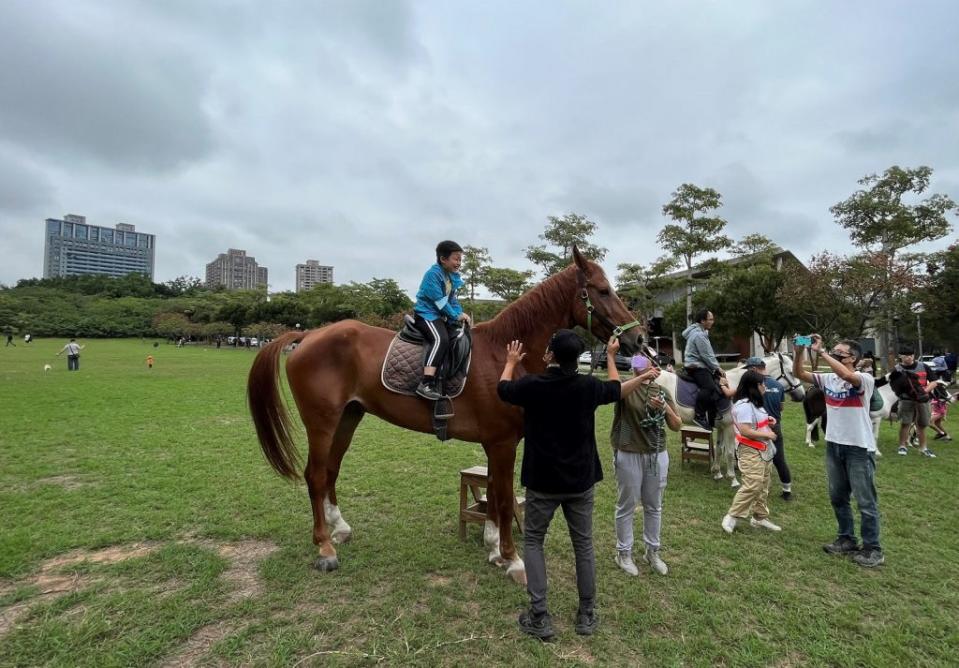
[793,334,813,347]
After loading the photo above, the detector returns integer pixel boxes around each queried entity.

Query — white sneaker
[644,549,668,576]
[615,551,639,576]
[721,514,737,534]
[750,517,782,532]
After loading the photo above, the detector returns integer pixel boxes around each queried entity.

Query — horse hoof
[507,560,526,585]
[331,529,352,544]
[314,556,339,572]
[730,479,741,489]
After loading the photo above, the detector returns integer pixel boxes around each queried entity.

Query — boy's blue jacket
[414,264,464,321]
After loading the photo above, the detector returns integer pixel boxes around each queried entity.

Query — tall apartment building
[295,259,334,292]
[43,214,156,279]
[205,248,268,290]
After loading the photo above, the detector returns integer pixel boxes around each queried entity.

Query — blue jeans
[825,441,881,550]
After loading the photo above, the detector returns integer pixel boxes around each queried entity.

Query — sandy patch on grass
[159,621,237,668]
[426,573,452,587]
[187,539,279,602]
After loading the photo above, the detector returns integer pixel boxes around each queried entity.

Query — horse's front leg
[486,442,526,585]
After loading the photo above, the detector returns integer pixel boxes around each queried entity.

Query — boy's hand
[607,336,621,355]
[768,416,777,426]
[649,394,665,410]
[505,340,526,365]
[458,313,472,326]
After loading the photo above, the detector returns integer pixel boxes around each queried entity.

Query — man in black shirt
[498,330,644,640]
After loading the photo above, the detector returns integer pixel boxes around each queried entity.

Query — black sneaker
[823,537,860,556]
[933,432,946,441]
[851,548,885,568]
[693,414,711,431]
[780,490,793,501]
[574,609,599,636]
[518,610,555,641]
[415,381,443,401]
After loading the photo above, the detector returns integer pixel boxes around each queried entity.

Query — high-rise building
[43,215,156,279]
[205,248,268,290]
[296,259,334,292]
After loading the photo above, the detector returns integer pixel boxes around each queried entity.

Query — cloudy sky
[1,0,957,294]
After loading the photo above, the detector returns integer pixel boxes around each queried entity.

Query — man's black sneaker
[415,381,443,401]
[693,415,711,431]
[851,548,885,568]
[823,537,860,556]
[518,610,555,641]
[780,490,793,501]
[574,609,599,636]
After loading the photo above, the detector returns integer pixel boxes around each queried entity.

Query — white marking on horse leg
[506,557,526,585]
[484,520,504,565]
[324,496,353,544]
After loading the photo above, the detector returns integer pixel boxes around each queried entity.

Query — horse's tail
[248,330,308,479]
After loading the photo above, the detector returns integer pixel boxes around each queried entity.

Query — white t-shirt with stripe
[813,371,876,451]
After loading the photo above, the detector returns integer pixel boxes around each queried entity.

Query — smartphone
[793,334,812,347]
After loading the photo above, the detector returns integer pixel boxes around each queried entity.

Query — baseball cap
[744,356,766,368]
[547,329,585,364]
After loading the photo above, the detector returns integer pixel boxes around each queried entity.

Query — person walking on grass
[744,357,794,501]
[721,370,781,534]
[794,335,884,568]
[56,338,84,371]
[610,354,681,577]
[5,333,15,347]
[890,345,936,458]
[498,331,645,641]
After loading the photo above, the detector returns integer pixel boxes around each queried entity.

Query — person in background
[146,354,154,369]
[929,381,953,442]
[890,345,936,458]
[682,309,730,430]
[610,354,681,577]
[744,357,793,501]
[57,338,84,371]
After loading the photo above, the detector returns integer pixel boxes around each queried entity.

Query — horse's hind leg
[303,411,347,572]
[486,441,526,585]
[325,402,365,545]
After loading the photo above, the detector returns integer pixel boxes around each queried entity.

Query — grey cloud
[0,146,56,212]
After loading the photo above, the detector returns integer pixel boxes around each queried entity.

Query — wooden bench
[459,466,525,540]
[680,426,714,467]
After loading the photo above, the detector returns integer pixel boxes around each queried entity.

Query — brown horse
[247,247,644,584]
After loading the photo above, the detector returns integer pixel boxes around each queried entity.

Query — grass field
[1,339,957,667]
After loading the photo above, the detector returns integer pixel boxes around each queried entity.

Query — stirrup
[433,396,454,420]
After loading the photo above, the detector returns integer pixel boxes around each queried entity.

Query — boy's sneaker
[615,550,639,576]
[780,490,793,501]
[415,381,443,401]
[933,432,946,441]
[921,448,937,458]
[644,548,668,576]
[897,446,908,456]
[693,414,711,431]
[518,610,555,641]
[574,609,599,636]
[721,514,737,534]
[851,548,885,568]
[750,517,782,532]
[823,536,860,556]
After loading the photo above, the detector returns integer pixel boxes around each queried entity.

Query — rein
[773,352,802,392]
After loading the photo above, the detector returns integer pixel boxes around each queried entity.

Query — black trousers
[771,423,791,485]
[688,367,722,425]
[413,315,457,376]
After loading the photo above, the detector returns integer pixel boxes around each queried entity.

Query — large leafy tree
[481,267,534,302]
[614,255,678,321]
[919,243,959,349]
[460,245,492,306]
[657,184,732,324]
[525,213,607,277]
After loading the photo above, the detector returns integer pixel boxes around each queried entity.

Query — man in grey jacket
[682,309,726,430]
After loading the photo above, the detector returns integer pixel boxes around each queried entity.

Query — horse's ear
[572,245,591,275]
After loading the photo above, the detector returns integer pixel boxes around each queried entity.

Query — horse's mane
[477,267,578,345]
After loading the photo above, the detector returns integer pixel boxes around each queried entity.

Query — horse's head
[768,352,805,401]
[571,246,644,356]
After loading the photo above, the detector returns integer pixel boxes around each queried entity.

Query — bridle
[772,352,803,392]
[577,270,643,374]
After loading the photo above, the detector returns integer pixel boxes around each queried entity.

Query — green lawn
[1,339,957,667]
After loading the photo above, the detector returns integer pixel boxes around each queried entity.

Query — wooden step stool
[680,426,714,467]
[459,465,525,540]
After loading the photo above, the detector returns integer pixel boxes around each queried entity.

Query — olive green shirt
[610,382,676,454]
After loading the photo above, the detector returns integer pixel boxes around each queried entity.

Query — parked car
[250,337,260,347]
[595,352,632,372]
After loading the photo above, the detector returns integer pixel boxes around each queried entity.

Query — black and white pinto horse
[803,378,955,454]
[653,353,805,487]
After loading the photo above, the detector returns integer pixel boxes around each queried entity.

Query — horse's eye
[599,289,610,297]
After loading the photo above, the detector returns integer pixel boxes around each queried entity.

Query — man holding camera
[682,309,731,430]
[794,334,883,568]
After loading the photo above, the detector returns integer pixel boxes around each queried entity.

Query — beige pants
[728,445,771,520]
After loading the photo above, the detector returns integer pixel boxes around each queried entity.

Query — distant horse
[247,248,644,584]
[805,378,955,452]
[653,353,805,487]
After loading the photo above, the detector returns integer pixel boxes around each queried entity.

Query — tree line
[2,164,956,350]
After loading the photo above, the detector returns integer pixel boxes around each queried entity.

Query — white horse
[803,376,911,455]
[653,353,806,487]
